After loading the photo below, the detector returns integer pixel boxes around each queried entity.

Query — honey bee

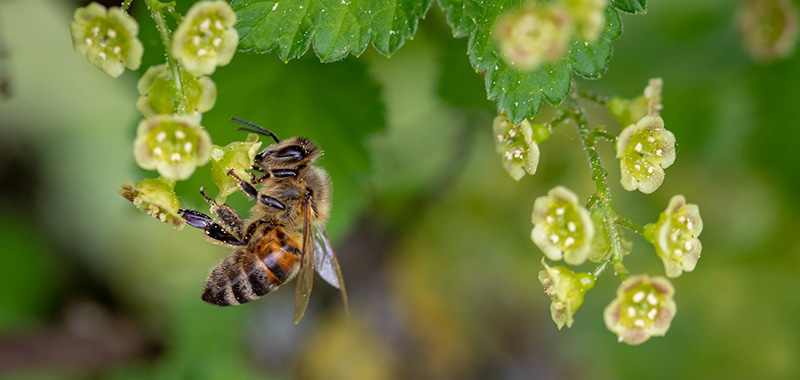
[179,117,347,323]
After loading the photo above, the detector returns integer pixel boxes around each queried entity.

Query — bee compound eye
[275,145,306,160]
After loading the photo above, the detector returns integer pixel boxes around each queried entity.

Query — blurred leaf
[231,0,434,62]
[611,0,648,14]
[438,1,624,123]
[0,214,65,329]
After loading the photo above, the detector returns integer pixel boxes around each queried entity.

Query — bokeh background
[1,0,799,379]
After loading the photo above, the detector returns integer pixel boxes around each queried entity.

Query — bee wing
[293,197,315,324]
[313,227,348,314]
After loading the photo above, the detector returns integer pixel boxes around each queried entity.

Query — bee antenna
[230,117,280,143]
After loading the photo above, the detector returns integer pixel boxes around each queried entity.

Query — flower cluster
[604,274,676,345]
[173,1,239,75]
[70,2,143,78]
[119,177,184,229]
[133,116,212,181]
[137,64,217,120]
[531,186,594,265]
[616,115,676,194]
[210,134,263,203]
[539,260,595,329]
[493,115,547,181]
[645,195,703,278]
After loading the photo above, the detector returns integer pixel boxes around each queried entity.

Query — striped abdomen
[202,226,302,306]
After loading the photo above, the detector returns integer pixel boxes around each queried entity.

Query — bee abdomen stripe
[247,267,277,296]
[230,268,259,304]
[262,252,291,283]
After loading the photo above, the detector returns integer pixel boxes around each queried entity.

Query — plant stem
[567,94,625,280]
[145,0,187,115]
[615,217,644,236]
[576,87,609,106]
[545,110,572,131]
[121,0,133,13]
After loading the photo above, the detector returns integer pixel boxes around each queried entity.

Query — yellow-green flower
[616,115,676,194]
[604,274,677,345]
[531,186,594,265]
[645,195,703,278]
[172,0,239,75]
[70,2,143,78]
[210,134,263,204]
[493,115,545,181]
[137,64,217,119]
[494,4,572,70]
[737,0,799,63]
[564,0,607,42]
[539,260,595,329]
[119,177,184,229]
[133,116,212,180]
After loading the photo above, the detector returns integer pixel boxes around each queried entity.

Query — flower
[604,274,677,345]
[609,78,663,128]
[531,186,594,265]
[539,260,595,329]
[70,2,143,78]
[644,195,703,278]
[137,64,217,119]
[119,177,185,229]
[133,116,212,180]
[210,134,263,204]
[494,4,572,70]
[493,115,546,181]
[564,0,607,42]
[172,0,239,75]
[736,0,799,63]
[616,115,676,194]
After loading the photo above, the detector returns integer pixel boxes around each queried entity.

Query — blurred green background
[1,0,799,379]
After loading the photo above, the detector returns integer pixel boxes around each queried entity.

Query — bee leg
[179,209,248,246]
[226,169,286,210]
[226,169,260,200]
[199,187,244,238]
[252,172,271,184]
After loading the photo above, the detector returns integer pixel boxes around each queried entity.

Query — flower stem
[576,87,609,106]
[545,110,572,131]
[121,0,133,13]
[145,0,188,115]
[567,93,626,280]
[615,217,644,236]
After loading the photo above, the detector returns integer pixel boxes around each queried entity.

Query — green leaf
[231,0,434,62]
[439,0,625,124]
[611,0,647,14]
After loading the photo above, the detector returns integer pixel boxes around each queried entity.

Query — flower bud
[494,115,541,181]
[539,260,595,329]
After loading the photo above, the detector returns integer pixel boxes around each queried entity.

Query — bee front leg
[227,169,286,210]
[178,209,247,246]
